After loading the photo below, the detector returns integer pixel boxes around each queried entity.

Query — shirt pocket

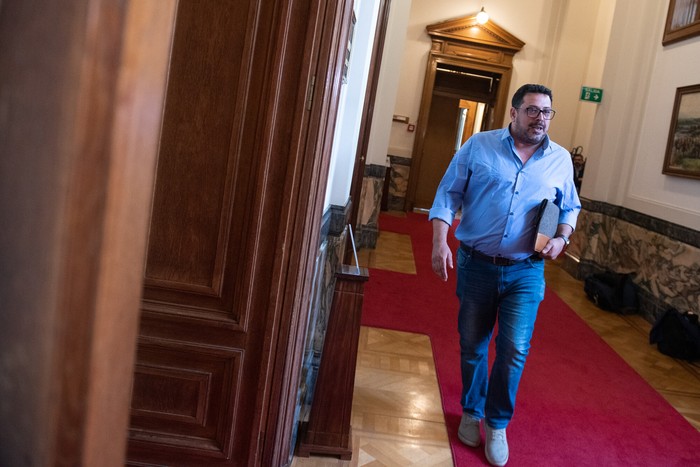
[466,160,510,197]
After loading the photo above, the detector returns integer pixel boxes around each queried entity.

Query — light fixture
[476,6,489,24]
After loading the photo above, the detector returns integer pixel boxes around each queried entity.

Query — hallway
[292,212,700,466]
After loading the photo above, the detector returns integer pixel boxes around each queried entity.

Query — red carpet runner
[361,212,700,466]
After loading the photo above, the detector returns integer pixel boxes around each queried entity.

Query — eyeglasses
[518,106,556,120]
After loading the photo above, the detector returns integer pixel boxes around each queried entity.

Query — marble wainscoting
[563,198,700,323]
[355,156,413,248]
[356,164,386,248]
[292,202,350,456]
[387,155,411,212]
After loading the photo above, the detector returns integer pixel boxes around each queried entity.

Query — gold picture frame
[663,0,700,45]
[662,84,700,180]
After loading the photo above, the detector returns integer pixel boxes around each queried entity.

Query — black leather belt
[460,243,541,266]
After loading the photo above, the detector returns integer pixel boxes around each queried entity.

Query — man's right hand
[431,219,453,281]
[432,242,453,281]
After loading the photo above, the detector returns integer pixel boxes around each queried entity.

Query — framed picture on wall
[663,84,700,180]
[663,0,700,45]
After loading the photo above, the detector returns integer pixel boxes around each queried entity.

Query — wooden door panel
[127,0,353,464]
[129,1,259,463]
[131,341,242,457]
[413,94,461,209]
[143,0,251,315]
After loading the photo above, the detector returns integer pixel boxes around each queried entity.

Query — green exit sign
[580,86,603,103]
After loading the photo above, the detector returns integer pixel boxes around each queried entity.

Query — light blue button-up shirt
[428,126,581,260]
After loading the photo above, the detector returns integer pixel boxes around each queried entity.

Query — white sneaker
[457,412,481,447]
[485,424,508,466]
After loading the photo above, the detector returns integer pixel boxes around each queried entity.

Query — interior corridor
[292,212,700,466]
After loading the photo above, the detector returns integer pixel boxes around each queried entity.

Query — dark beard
[512,123,545,145]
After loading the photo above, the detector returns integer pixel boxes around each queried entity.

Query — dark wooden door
[413,96,483,210]
[412,94,462,209]
[126,1,353,465]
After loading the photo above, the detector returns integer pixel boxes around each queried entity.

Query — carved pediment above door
[426,15,525,55]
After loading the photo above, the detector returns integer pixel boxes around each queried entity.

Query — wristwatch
[556,234,570,247]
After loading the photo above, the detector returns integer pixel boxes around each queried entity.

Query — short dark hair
[511,84,553,108]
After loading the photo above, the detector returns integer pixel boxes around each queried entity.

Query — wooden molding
[405,14,524,211]
[427,14,525,52]
[297,266,369,459]
[0,1,174,466]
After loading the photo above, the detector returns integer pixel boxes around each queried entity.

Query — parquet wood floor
[292,213,700,466]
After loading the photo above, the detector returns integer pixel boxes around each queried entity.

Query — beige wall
[585,0,700,231]
[384,0,609,159]
[368,0,700,232]
[365,0,413,166]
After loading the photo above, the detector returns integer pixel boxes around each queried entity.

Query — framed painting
[663,84,700,180]
[663,0,700,45]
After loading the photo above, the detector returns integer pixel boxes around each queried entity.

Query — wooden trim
[663,0,700,45]
[297,266,369,459]
[55,2,176,464]
[81,3,177,465]
[0,1,174,465]
[405,13,523,211]
[426,13,525,51]
[255,0,356,464]
[243,0,322,462]
[662,83,700,180]
[49,3,126,461]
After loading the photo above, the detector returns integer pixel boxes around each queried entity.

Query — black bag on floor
[649,308,700,361]
[583,271,637,314]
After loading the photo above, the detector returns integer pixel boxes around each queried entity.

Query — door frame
[0,1,176,465]
[0,0,356,465]
[256,0,356,463]
[405,13,524,212]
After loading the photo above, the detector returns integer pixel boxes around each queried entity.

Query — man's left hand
[539,236,567,260]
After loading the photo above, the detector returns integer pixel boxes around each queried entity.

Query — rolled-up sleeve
[428,142,471,225]
[557,160,581,230]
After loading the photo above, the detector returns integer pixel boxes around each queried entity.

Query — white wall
[342,0,700,231]
[364,0,412,165]
[585,0,700,230]
[544,0,613,149]
[569,1,615,152]
[373,0,700,231]
[384,0,608,158]
[325,0,381,210]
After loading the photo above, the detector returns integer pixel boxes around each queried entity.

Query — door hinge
[306,75,316,111]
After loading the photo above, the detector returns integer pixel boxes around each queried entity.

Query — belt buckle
[496,256,510,266]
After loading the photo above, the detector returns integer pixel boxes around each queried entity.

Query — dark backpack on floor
[650,308,700,361]
[584,271,638,314]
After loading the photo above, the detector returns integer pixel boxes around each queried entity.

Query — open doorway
[411,65,499,209]
[456,99,487,149]
[404,13,524,211]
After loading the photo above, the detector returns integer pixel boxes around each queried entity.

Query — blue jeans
[456,247,545,429]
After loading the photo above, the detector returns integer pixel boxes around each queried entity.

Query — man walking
[429,84,581,466]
